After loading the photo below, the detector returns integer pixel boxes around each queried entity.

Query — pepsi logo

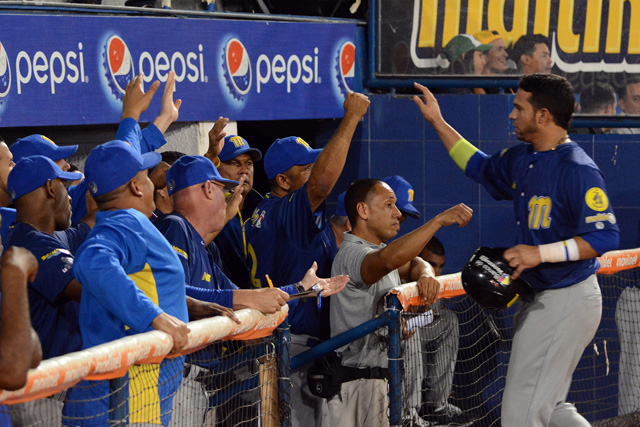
[0,42,11,103]
[222,38,251,101]
[103,35,135,100]
[335,41,355,96]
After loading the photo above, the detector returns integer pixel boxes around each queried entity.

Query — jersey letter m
[528,196,552,230]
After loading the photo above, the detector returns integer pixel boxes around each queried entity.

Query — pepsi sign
[0,14,358,126]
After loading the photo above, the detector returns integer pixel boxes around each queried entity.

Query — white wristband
[538,238,580,263]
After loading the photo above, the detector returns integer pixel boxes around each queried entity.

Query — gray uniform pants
[501,275,601,427]
[615,286,640,416]
[405,307,459,410]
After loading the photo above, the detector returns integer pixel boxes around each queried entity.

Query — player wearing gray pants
[502,275,601,427]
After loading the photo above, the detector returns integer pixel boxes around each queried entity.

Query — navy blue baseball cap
[264,136,322,180]
[336,191,347,217]
[166,155,239,196]
[219,135,262,162]
[11,134,78,163]
[85,140,161,197]
[8,155,82,202]
[384,175,420,219]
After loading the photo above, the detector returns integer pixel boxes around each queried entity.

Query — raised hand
[434,203,473,228]
[343,92,370,120]
[153,71,182,134]
[121,73,160,122]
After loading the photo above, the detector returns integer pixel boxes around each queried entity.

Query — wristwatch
[294,282,306,294]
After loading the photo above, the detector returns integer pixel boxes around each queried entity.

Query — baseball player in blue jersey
[245,92,369,427]
[412,73,620,426]
[63,140,190,427]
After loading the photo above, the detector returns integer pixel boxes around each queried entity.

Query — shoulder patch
[585,187,609,212]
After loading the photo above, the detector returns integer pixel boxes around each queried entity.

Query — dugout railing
[2,248,640,426]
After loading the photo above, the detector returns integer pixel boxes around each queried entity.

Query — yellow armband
[449,138,478,172]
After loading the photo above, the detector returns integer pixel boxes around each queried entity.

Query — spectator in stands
[63,140,190,426]
[445,34,491,76]
[474,30,516,94]
[245,92,369,427]
[207,134,264,289]
[0,240,41,391]
[474,30,510,76]
[328,178,472,426]
[511,34,553,75]
[443,34,492,95]
[572,82,617,134]
[611,77,640,134]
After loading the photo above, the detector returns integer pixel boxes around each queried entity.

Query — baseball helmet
[461,247,535,310]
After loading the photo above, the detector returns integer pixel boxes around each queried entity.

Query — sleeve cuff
[449,138,478,172]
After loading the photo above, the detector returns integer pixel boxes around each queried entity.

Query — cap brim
[141,152,162,170]
[399,203,420,218]
[475,44,494,53]
[50,145,79,161]
[220,147,263,162]
[303,148,323,165]
[214,177,241,190]
[58,171,84,181]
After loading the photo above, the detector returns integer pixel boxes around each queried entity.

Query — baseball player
[412,73,619,426]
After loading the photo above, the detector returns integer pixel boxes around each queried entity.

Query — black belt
[341,366,389,383]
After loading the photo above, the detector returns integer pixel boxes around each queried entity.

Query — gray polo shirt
[330,232,401,369]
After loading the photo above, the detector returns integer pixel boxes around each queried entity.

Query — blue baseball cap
[336,191,347,217]
[166,155,239,196]
[85,140,161,197]
[219,135,262,162]
[8,155,83,202]
[383,175,420,218]
[264,136,322,180]
[11,134,78,163]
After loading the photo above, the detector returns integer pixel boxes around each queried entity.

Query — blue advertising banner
[0,14,359,126]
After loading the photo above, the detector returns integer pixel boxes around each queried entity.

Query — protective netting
[1,337,288,427]
[401,266,640,426]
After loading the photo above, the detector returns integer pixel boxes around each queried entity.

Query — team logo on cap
[222,38,252,101]
[335,41,355,96]
[167,179,176,193]
[88,182,98,195]
[0,42,11,104]
[8,187,15,201]
[103,35,135,101]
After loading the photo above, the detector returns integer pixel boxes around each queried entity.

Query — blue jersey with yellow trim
[65,208,187,426]
[155,212,238,308]
[245,183,334,338]
[466,141,619,290]
[6,222,89,359]
[0,207,16,245]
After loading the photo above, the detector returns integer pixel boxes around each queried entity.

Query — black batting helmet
[461,247,535,310]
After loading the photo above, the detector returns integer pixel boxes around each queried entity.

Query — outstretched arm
[412,83,466,152]
[361,203,473,286]
[307,93,370,211]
